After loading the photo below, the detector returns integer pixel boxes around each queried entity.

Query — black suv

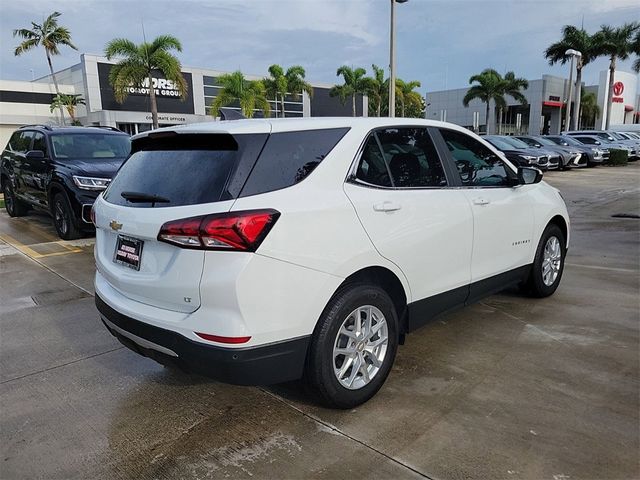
[1,125,130,239]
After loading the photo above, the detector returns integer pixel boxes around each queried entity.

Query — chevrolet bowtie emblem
[109,220,123,231]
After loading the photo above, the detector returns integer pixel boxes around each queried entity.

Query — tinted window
[517,137,540,147]
[376,128,447,187]
[440,129,513,187]
[575,137,597,145]
[240,128,349,197]
[8,131,33,153]
[355,135,392,187]
[104,134,267,208]
[32,133,48,156]
[500,136,531,149]
[51,133,130,159]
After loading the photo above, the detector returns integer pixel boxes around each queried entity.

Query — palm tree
[463,69,528,134]
[105,35,188,129]
[210,71,270,118]
[578,88,600,129]
[395,79,422,117]
[285,66,313,113]
[544,26,600,131]
[330,66,368,117]
[498,72,528,133]
[264,64,287,117]
[264,65,313,118]
[363,64,388,117]
[50,94,85,125]
[632,29,640,73]
[595,22,640,129]
[13,11,77,124]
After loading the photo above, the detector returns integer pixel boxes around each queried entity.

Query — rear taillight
[157,209,280,251]
[90,204,96,225]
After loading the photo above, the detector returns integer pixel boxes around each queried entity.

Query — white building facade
[0,54,367,148]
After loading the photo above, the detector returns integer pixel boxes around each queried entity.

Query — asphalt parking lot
[1,164,638,480]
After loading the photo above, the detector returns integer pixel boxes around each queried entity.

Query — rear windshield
[103,128,349,208]
[103,133,267,208]
[51,133,130,159]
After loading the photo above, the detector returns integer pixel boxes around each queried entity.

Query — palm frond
[104,38,140,60]
[149,35,182,54]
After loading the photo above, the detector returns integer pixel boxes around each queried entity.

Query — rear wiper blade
[120,191,170,207]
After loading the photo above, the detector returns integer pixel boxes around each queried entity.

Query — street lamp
[389,0,408,118]
[563,49,581,132]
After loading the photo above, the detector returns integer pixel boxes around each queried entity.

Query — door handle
[373,201,402,212]
[473,198,490,206]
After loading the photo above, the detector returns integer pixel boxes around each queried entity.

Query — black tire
[51,192,81,240]
[305,283,399,409]
[526,224,566,298]
[3,179,29,217]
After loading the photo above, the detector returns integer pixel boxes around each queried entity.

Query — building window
[203,76,304,118]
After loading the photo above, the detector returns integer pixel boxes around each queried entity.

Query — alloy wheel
[333,305,388,390]
[542,236,562,286]
[54,200,68,236]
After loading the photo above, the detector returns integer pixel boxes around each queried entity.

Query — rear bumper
[96,294,310,385]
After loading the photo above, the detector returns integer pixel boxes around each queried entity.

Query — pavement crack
[0,347,123,385]
[259,387,437,480]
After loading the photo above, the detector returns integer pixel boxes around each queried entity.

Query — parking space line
[566,262,637,273]
[0,233,83,259]
[0,233,46,258]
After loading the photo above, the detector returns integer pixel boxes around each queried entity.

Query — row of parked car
[1,124,639,244]
[483,130,640,170]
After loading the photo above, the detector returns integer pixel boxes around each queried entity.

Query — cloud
[0,0,638,90]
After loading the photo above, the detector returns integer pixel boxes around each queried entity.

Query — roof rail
[86,125,124,132]
[19,124,53,130]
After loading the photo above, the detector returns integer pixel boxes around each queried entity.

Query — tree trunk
[46,50,65,125]
[498,108,503,134]
[605,56,616,130]
[148,72,159,129]
[401,101,405,117]
[352,94,356,117]
[572,64,583,131]
[377,99,381,117]
[281,94,286,118]
[485,102,491,134]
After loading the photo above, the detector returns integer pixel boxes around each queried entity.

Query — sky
[0,0,639,94]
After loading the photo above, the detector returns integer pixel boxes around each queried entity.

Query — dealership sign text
[127,77,183,97]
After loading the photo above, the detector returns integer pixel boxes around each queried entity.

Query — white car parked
[93,118,569,408]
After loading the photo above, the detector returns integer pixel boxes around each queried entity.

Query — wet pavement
[1,165,638,479]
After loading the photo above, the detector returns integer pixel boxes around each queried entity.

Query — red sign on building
[613,81,624,96]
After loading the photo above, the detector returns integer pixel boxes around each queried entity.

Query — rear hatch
[94,130,269,313]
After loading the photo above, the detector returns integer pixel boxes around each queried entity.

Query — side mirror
[518,166,543,185]
[26,150,45,160]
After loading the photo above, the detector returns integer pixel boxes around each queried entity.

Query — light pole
[563,49,581,132]
[389,0,408,117]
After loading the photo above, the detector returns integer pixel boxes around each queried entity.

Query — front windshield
[517,137,539,147]
[500,136,530,149]
[485,137,516,150]
[535,137,556,146]
[51,133,131,160]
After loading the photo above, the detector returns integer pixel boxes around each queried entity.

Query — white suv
[93,118,569,408]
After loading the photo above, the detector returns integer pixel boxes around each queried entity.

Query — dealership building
[0,53,366,147]
[425,70,639,135]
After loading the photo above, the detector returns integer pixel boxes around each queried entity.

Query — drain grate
[611,213,640,219]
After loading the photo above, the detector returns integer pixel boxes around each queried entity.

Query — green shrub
[608,148,628,166]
